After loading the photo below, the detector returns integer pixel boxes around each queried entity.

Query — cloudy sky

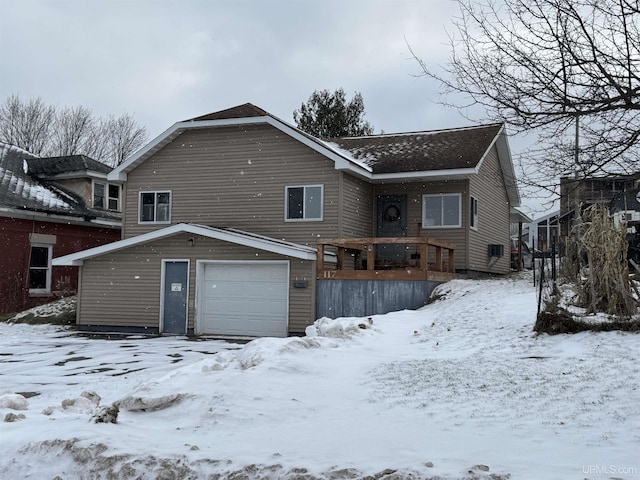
[0,0,549,214]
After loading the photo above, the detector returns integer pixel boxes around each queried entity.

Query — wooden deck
[316,237,457,282]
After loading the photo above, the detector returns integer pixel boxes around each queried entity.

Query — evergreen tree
[293,88,374,138]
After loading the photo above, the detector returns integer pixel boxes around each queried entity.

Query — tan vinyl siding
[340,172,374,237]
[123,124,341,248]
[468,145,511,273]
[374,181,468,270]
[76,233,315,333]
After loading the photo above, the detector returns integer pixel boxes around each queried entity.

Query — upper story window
[470,196,479,230]
[139,191,171,224]
[422,193,462,228]
[29,244,52,294]
[93,181,121,211]
[285,185,323,221]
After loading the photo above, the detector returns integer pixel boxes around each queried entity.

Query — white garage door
[199,261,289,337]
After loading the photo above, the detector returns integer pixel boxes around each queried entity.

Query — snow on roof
[0,143,74,212]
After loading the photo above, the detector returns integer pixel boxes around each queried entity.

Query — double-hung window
[139,191,171,223]
[29,244,52,293]
[422,193,462,228]
[285,185,323,221]
[93,181,121,211]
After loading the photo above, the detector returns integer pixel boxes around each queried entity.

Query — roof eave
[53,223,318,266]
[0,207,121,229]
[109,116,367,182]
[495,128,520,207]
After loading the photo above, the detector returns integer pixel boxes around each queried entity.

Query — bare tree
[411,0,640,192]
[50,105,95,157]
[103,113,148,166]
[0,94,148,166]
[0,94,55,155]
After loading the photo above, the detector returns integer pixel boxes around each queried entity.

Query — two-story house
[0,143,121,314]
[54,103,522,337]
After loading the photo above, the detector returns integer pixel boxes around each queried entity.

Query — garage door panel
[199,262,289,337]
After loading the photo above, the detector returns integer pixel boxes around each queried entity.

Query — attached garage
[53,223,322,337]
[198,261,289,337]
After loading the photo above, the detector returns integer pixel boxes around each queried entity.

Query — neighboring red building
[0,143,121,314]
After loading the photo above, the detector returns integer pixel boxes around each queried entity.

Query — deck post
[367,243,375,271]
[420,241,429,274]
[317,243,325,277]
[337,247,345,270]
[435,246,443,271]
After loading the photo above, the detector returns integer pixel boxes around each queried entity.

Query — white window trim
[107,184,121,211]
[138,190,172,224]
[421,193,462,229]
[93,180,121,212]
[29,243,53,294]
[93,181,106,210]
[470,196,479,231]
[284,184,324,222]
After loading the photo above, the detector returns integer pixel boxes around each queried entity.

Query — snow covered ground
[0,272,638,479]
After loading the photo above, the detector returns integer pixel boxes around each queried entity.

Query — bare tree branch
[410,0,640,194]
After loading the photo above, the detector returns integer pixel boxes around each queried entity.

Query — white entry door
[198,261,289,337]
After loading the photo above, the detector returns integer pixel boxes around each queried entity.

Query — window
[422,193,461,228]
[108,184,120,211]
[470,196,479,230]
[93,182,105,209]
[29,244,52,293]
[285,185,323,221]
[139,191,171,223]
[93,181,120,211]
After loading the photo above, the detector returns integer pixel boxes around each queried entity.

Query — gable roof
[110,103,520,206]
[326,124,504,174]
[53,223,327,266]
[185,103,270,121]
[0,142,119,225]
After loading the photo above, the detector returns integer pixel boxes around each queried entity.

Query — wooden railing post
[367,243,375,271]
[435,246,443,272]
[317,243,325,277]
[420,240,429,274]
[337,247,345,270]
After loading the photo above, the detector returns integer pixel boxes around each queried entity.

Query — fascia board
[369,168,478,182]
[53,223,319,266]
[496,131,520,207]
[36,171,108,181]
[109,116,371,182]
[186,224,318,260]
[467,125,520,207]
[0,207,121,229]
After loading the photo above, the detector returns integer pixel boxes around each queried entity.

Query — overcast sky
[0,0,550,214]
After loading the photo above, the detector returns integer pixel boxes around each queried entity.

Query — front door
[162,260,189,334]
[376,195,407,263]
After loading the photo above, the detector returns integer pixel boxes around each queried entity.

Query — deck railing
[316,237,456,282]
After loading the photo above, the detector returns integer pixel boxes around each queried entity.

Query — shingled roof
[185,103,270,122]
[27,155,111,177]
[0,142,118,221]
[326,124,504,174]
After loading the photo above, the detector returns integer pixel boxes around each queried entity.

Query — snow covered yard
[0,272,638,479]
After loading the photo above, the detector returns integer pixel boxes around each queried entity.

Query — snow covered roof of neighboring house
[0,142,120,225]
[27,154,111,178]
[110,103,520,206]
[53,223,330,265]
